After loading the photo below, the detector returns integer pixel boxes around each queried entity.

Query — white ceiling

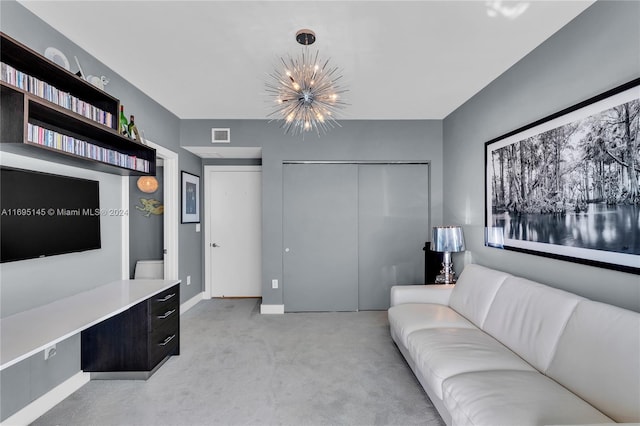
[19,0,595,121]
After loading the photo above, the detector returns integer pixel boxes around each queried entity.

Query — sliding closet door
[358,164,429,310]
[283,164,359,312]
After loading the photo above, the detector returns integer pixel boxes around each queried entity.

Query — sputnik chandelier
[266,29,348,137]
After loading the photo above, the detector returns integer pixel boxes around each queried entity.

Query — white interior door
[207,167,262,297]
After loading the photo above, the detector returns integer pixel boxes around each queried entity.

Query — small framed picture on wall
[181,171,200,223]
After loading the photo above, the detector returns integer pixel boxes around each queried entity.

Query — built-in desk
[0,279,180,372]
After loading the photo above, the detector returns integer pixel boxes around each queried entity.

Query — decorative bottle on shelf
[128,114,141,142]
[119,105,130,138]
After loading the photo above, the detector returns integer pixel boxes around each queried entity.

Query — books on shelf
[1,62,113,129]
[27,123,149,172]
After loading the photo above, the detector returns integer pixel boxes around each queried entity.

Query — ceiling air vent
[211,128,230,143]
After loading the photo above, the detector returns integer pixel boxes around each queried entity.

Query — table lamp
[431,226,465,284]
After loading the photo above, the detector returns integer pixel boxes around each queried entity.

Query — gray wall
[181,119,444,306]
[0,1,203,420]
[1,334,80,422]
[129,167,164,278]
[443,0,640,312]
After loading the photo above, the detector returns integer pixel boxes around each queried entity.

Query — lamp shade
[431,226,465,253]
[137,176,158,194]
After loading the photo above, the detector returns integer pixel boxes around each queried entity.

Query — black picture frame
[484,78,640,274]
[181,171,200,224]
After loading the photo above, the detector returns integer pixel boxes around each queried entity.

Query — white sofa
[388,264,640,426]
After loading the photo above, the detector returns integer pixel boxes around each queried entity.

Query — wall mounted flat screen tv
[0,167,101,263]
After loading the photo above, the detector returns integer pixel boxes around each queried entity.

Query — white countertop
[0,279,180,371]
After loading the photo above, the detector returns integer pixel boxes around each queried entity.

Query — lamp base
[434,273,457,284]
[435,251,456,284]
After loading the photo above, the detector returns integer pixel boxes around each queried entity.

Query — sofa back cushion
[546,300,640,423]
[449,264,510,328]
[482,276,583,372]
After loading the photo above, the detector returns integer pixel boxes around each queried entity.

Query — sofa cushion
[406,327,535,400]
[388,304,474,349]
[482,276,583,372]
[546,300,640,423]
[442,370,613,426]
[390,285,454,306]
[449,264,510,327]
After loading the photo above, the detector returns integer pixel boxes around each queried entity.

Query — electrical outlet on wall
[44,344,56,360]
[272,279,278,289]
[187,275,191,285]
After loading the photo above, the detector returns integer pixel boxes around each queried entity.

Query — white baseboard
[1,371,89,426]
[260,304,284,314]
[180,291,205,314]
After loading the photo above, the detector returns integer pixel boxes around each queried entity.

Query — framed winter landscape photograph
[485,79,640,274]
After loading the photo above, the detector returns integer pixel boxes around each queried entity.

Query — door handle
[211,243,221,248]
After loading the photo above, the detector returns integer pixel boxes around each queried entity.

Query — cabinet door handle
[157,309,176,319]
[157,293,176,302]
[159,334,176,346]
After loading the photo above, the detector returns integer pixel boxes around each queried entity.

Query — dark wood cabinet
[0,32,156,176]
[81,284,180,379]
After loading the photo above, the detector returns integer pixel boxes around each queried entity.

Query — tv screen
[1,167,101,262]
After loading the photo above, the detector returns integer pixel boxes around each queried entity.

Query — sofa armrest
[390,285,454,307]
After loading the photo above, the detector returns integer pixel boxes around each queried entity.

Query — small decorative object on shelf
[128,114,142,142]
[119,104,130,137]
[87,75,109,90]
[74,55,109,90]
[44,46,70,71]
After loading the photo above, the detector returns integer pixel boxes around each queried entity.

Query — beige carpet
[33,298,444,426]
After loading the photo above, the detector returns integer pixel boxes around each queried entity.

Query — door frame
[204,165,262,299]
[121,139,179,280]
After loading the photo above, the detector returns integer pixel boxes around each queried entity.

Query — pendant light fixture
[266,29,348,137]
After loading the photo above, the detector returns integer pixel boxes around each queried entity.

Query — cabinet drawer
[150,286,179,316]
[150,302,178,331]
[149,320,179,366]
